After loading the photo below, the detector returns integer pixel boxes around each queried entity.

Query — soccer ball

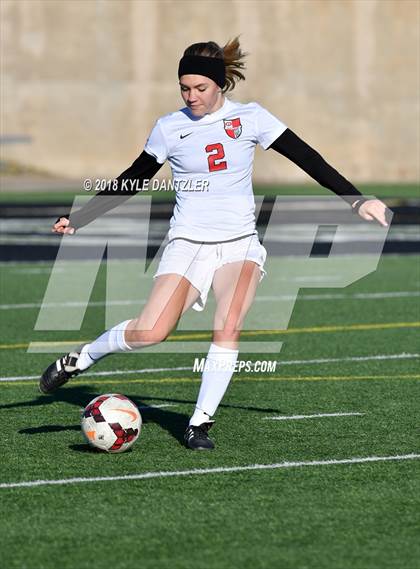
[81,393,142,453]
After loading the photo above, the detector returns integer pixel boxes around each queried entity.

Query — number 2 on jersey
[205,143,227,172]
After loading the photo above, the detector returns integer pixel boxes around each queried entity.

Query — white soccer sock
[77,320,132,371]
[189,343,239,426]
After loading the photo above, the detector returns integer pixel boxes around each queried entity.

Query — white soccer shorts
[153,233,267,311]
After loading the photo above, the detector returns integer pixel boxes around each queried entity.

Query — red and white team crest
[224,118,242,139]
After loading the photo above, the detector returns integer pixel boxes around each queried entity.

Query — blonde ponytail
[222,36,247,92]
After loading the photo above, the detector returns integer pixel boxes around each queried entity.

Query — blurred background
[0,0,419,262]
[1,0,419,184]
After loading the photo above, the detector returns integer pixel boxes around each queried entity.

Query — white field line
[1,290,419,310]
[1,454,419,490]
[1,353,418,383]
[0,253,413,267]
[276,353,420,366]
[137,404,177,410]
[263,412,365,420]
[0,300,147,310]
[0,366,191,382]
[258,291,420,301]
[8,268,67,274]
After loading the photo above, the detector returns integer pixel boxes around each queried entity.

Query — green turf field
[0,253,419,569]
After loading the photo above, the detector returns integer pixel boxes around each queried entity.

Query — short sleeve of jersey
[144,120,168,164]
[254,103,288,150]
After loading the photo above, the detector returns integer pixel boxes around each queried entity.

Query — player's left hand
[357,199,389,227]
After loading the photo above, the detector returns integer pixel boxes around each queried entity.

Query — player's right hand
[52,217,76,235]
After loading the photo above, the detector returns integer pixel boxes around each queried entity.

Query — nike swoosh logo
[110,408,138,422]
[180,132,193,139]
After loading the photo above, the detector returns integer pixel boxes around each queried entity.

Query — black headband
[178,55,226,88]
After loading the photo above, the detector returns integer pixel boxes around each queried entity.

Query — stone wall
[1,0,419,182]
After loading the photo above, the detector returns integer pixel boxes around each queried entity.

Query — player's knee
[125,325,170,346]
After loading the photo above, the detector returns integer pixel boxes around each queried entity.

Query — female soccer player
[40,38,388,450]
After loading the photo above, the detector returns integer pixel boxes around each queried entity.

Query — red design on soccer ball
[83,395,109,423]
[108,423,139,451]
[81,394,141,453]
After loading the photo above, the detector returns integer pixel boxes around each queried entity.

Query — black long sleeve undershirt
[69,150,163,229]
[69,129,364,229]
[269,129,365,206]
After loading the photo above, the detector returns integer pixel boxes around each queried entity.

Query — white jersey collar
[182,97,234,123]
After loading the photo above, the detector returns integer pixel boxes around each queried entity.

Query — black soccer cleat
[39,348,85,394]
[184,422,215,450]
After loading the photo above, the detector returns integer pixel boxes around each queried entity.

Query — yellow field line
[171,322,420,340]
[2,373,420,387]
[1,321,419,350]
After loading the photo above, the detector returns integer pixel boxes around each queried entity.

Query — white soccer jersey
[144,98,287,242]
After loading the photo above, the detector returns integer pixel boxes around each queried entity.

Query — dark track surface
[1,199,419,262]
